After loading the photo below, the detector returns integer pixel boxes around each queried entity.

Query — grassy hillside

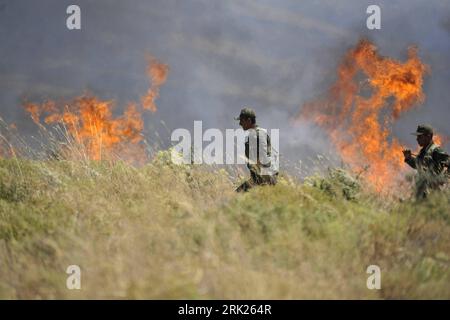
[0,153,449,299]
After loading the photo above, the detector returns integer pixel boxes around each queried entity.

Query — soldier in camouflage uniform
[235,108,278,192]
[403,125,449,199]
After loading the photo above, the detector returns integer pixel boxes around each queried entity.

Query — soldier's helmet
[234,107,256,121]
[411,124,433,136]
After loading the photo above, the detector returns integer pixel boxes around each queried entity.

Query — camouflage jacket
[244,126,277,177]
[405,142,449,176]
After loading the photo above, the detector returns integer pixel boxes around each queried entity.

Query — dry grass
[0,150,449,299]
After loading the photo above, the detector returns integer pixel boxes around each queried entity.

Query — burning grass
[295,39,431,192]
[22,56,169,165]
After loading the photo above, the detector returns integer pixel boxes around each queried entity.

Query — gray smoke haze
[1,0,449,174]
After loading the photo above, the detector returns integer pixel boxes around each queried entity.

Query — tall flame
[24,56,169,163]
[295,39,430,191]
[141,55,169,112]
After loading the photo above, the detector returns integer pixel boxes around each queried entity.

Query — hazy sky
[1,0,449,168]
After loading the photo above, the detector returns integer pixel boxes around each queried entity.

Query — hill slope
[0,154,449,299]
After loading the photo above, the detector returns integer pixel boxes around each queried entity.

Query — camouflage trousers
[236,171,278,193]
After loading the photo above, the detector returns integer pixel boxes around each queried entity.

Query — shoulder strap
[428,143,438,153]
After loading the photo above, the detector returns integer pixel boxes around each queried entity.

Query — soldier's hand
[402,149,412,159]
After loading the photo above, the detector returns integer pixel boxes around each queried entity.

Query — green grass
[0,153,449,299]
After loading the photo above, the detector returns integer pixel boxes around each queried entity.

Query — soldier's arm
[404,155,417,169]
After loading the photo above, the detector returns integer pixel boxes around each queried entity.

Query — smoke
[0,0,449,176]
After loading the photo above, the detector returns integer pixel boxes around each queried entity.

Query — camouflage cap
[234,107,256,120]
[411,124,433,136]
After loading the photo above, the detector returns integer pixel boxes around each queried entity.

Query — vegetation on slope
[0,153,449,299]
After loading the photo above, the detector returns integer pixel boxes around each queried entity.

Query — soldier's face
[417,134,431,147]
[239,117,252,130]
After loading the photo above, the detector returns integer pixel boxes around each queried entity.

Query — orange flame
[24,56,169,163]
[141,55,169,112]
[433,134,449,147]
[295,39,430,192]
[25,97,145,162]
